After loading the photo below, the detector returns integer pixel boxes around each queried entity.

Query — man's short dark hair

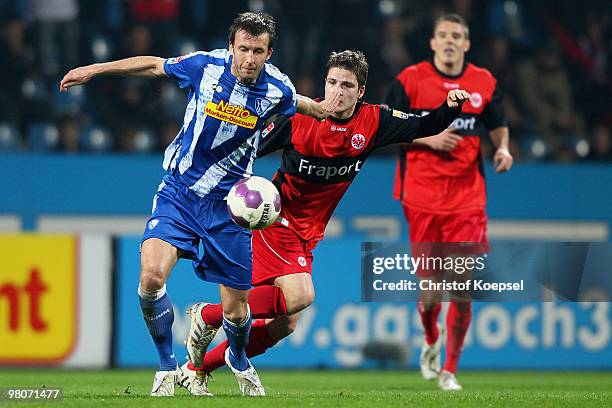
[326,50,369,87]
[228,12,277,49]
[434,13,470,39]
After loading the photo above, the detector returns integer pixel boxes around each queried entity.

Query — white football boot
[438,370,463,391]
[150,369,177,397]
[177,362,214,396]
[419,324,444,380]
[185,302,218,369]
[224,348,265,396]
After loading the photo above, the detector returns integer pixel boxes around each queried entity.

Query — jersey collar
[329,101,363,124]
[430,59,468,79]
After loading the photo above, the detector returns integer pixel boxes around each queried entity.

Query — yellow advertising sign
[0,234,77,364]
[205,100,258,129]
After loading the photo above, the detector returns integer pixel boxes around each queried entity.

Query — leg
[418,283,443,346]
[219,284,251,370]
[417,281,444,380]
[193,274,313,373]
[443,299,471,374]
[139,238,178,372]
[443,267,473,375]
[404,206,446,380]
[438,209,486,391]
[200,223,315,327]
[198,313,302,373]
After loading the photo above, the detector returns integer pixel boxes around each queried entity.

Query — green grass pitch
[0,369,610,407]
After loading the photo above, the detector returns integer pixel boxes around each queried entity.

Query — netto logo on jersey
[205,100,257,129]
[299,158,363,180]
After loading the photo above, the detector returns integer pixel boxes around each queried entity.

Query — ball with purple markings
[226,176,281,229]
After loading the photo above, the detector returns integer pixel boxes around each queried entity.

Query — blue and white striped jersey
[162,49,297,199]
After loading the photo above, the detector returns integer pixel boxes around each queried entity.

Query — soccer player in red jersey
[385,14,513,391]
[178,50,472,395]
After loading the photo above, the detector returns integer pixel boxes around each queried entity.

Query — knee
[139,262,166,291]
[285,287,315,314]
[223,299,249,325]
[418,300,441,312]
[452,300,472,314]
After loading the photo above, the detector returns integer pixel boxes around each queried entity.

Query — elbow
[152,57,166,77]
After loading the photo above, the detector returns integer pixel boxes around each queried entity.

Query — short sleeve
[264,63,298,117]
[277,78,298,117]
[481,83,508,130]
[164,50,225,89]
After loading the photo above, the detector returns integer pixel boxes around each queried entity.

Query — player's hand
[493,147,513,173]
[427,128,463,152]
[59,65,99,92]
[312,90,341,121]
[446,89,471,109]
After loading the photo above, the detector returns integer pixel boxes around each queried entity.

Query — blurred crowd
[0,0,610,161]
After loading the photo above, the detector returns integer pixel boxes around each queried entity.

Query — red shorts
[251,223,316,286]
[403,206,489,276]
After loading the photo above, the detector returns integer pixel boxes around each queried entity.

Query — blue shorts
[142,177,252,290]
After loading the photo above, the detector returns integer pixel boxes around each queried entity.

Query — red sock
[188,319,278,372]
[200,285,288,329]
[201,303,223,329]
[443,300,471,374]
[418,301,441,345]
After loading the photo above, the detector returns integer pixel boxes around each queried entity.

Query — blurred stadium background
[0,0,611,403]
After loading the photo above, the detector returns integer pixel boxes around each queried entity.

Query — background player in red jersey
[178,50,471,395]
[385,14,513,391]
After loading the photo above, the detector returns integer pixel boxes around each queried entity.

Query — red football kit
[251,100,461,285]
[193,94,465,375]
[384,61,507,376]
[386,61,506,245]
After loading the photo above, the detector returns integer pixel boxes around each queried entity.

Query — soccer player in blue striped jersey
[60,12,337,397]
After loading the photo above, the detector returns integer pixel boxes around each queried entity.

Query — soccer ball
[227,176,281,229]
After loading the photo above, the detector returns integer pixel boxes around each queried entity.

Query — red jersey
[257,101,461,242]
[386,61,507,214]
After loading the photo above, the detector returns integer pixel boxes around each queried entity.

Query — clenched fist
[446,89,471,108]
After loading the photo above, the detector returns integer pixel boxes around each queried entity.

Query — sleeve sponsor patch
[392,110,415,119]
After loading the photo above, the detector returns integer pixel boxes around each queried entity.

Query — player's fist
[59,65,99,92]
[446,89,471,109]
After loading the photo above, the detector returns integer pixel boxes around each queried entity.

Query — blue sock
[222,306,252,371]
[138,285,177,371]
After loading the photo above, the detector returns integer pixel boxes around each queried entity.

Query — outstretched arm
[59,56,166,92]
[374,89,470,147]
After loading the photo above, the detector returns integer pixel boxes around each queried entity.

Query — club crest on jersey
[351,134,366,150]
[205,100,258,129]
[470,92,483,108]
[261,122,275,139]
[297,256,307,267]
[255,98,272,116]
